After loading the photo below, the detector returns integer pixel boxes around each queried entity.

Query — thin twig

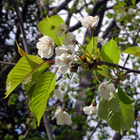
[123,28,140,67]
[88,120,102,140]
[11,0,29,54]
[0,61,16,65]
[73,61,140,75]
[24,120,30,139]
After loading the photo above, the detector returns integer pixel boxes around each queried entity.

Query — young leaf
[97,65,109,77]
[23,62,49,93]
[38,15,65,45]
[16,41,27,56]
[29,71,56,126]
[131,0,136,6]
[100,38,120,64]
[122,47,140,57]
[86,37,97,61]
[5,55,44,98]
[118,86,135,104]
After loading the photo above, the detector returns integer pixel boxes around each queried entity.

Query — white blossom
[97,37,106,46]
[55,23,67,37]
[116,22,125,31]
[128,8,135,15]
[83,104,97,115]
[63,32,77,47]
[98,81,115,100]
[116,11,126,20]
[80,15,99,29]
[138,11,140,16]
[122,11,126,16]
[57,111,72,125]
[55,45,75,56]
[54,89,64,99]
[116,13,122,20]
[131,20,136,27]
[55,53,73,74]
[36,36,54,58]
[52,106,62,120]
[52,106,72,125]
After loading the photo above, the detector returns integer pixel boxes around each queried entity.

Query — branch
[88,120,102,140]
[48,0,71,17]
[0,61,16,66]
[11,0,30,54]
[123,28,140,67]
[43,113,54,140]
[73,61,140,75]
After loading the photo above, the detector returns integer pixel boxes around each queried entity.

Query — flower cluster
[83,81,115,115]
[36,23,77,74]
[36,15,118,123]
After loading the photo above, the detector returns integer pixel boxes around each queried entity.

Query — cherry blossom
[55,45,75,56]
[52,106,72,125]
[55,23,68,37]
[80,15,99,29]
[116,22,125,31]
[63,32,77,47]
[36,35,54,58]
[128,8,135,15]
[98,81,115,100]
[83,104,97,115]
[57,111,72,125]
[138,11,140,16]
[54,89,64,99]
[52,106,62,120]
[55,53,73,74]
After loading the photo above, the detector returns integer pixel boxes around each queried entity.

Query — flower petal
[56,111,72,125]
[63,111,72,125]
[54,89,64,99]
[52,106,62,120]
[55,46,68,56]
[59,65,70,74]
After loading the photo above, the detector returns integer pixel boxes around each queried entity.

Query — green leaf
[23,62,49,93]
[120,101,134,131]
[16,41,27,56]
[97,65,109,77]
[5,55,44,98]
[26,83,36,100]
[122,47,140,57]
[86,37,97,61]
[118,86,135,104]
[131,0,136,5]
[107,94,134,135]
[98,94,134,134]
[108,93,121,113]
[98,99,108,120]
[38,15,65,45]
[29,71,56,126]
[100,38,120,64]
